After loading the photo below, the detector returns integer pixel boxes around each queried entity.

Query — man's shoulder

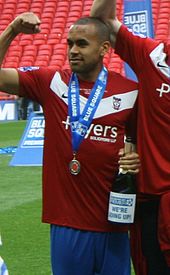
[108,70,137,86]
[107,70,138,96]
[117,24,159,49]
[50,68,72,85]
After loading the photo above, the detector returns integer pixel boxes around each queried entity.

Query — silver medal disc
[69,159,81,175]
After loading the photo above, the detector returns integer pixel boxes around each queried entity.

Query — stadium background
[0,0,170,274]
[0,0,170,101]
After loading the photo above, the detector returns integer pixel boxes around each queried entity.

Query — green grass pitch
[0,121,135,275]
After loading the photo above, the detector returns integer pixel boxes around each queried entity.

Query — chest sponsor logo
[156,83,170,97]
[62,116,118,143]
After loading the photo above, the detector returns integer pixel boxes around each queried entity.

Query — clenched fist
[10,12,41,35]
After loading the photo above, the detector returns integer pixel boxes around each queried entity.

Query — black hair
[72,16,110,43]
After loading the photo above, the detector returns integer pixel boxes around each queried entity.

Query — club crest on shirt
[113,96,121,110]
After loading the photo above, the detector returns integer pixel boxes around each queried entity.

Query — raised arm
[90,0,122,48]
[0,12,40,95]
[90,0,116,20]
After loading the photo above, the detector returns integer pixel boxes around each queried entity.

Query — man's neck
[76,65,104,82]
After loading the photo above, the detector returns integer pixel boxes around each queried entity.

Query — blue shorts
[50,225,130,275]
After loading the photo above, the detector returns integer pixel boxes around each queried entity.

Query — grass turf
[0,121,50,275]
[0,121,136,275]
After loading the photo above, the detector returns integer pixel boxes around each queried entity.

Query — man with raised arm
[0,11,140,275]
[91,1,170,275]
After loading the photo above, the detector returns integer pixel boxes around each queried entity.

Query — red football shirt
[116,25,170,195]
[18,67,138,231]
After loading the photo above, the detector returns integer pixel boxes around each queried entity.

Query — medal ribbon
[68,66,108,153]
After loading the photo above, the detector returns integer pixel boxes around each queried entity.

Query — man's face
[67,24,104,75]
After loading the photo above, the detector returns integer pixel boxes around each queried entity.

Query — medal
[69,154,81,175]
[68,67,108,176]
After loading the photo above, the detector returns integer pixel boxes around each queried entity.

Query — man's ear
[100,41,111,56]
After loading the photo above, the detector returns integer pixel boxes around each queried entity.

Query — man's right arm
[0,12,41,95]
[90,0,116,20]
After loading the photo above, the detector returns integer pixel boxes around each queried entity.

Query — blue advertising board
[0,100,18,121]
[123,0,154,80]
[10,112,44,166]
